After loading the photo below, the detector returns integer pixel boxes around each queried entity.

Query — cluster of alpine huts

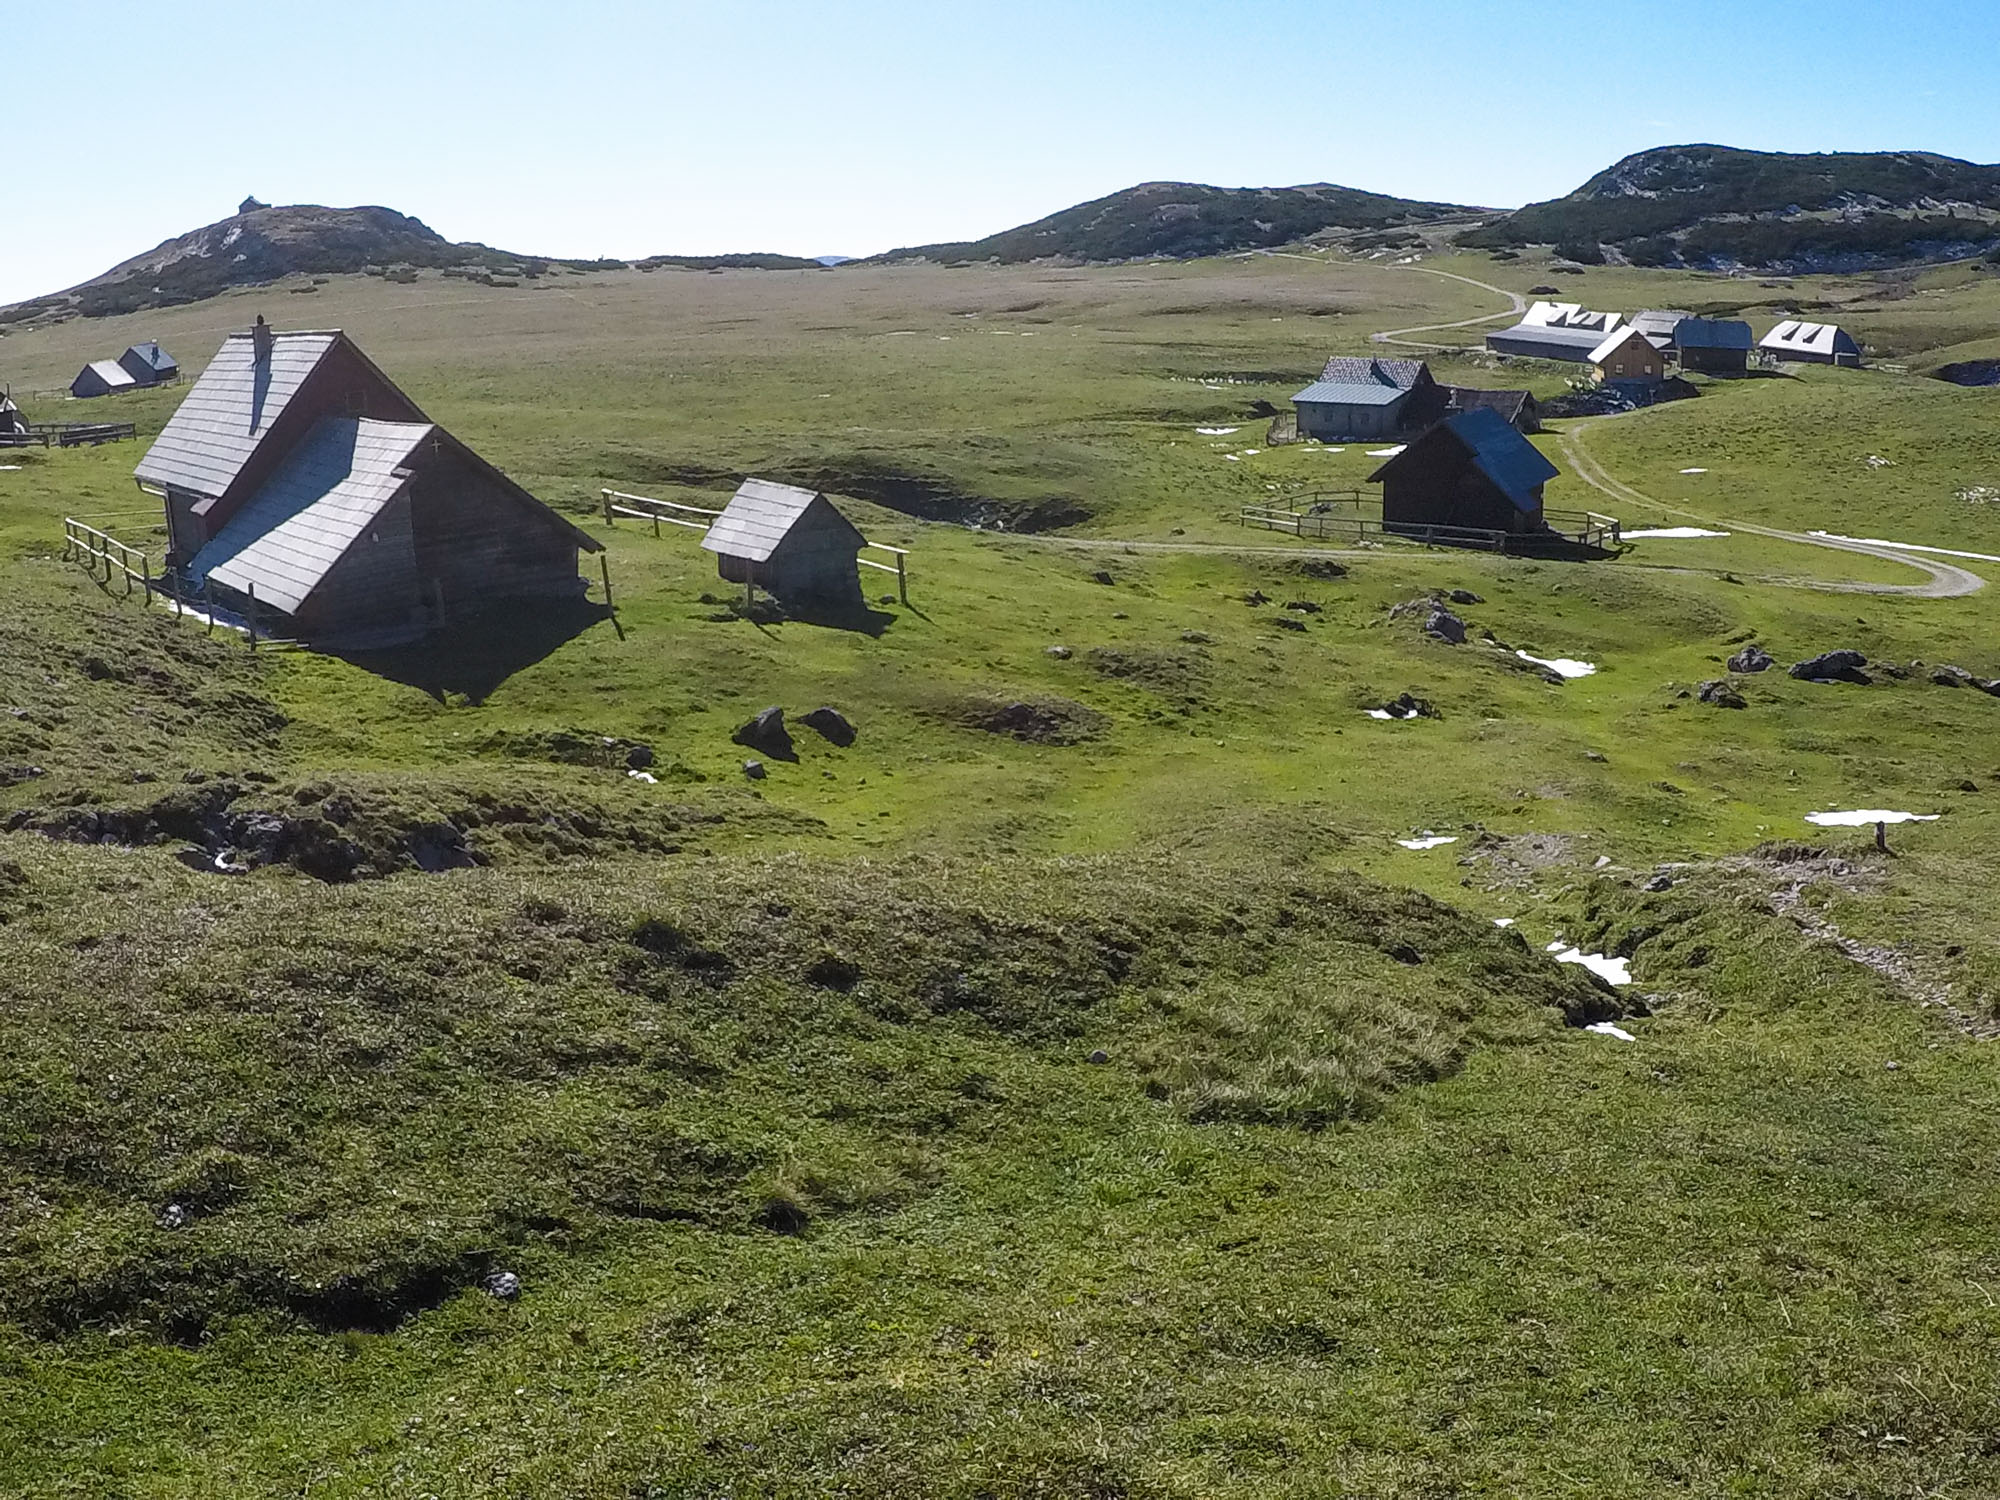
[130,318,878,649]
[1289,358,1565,545]
[69,341,180,398]
[1487,300,1863,393]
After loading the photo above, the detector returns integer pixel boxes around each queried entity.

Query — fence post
[897,553,908,605]
[204,581,215,636]
[603,490,614,527]
[246,584,258,651]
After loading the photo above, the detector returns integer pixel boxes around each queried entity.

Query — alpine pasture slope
[7,243,2000,1496]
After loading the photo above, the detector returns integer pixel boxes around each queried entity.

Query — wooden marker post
[246,584,258,652]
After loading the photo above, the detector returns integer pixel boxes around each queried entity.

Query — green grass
[8,250,2000,1494]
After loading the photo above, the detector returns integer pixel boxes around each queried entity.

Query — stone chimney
[251,315,274,364]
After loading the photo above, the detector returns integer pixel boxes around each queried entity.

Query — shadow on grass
[729,594,901,638]
[336,597,612,704]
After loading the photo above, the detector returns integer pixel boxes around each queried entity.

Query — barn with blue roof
[1366,408,1560,538]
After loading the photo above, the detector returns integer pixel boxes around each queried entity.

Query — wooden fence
[1241,492,1620,555]
[1,422,137,449]
[63,516,156,598]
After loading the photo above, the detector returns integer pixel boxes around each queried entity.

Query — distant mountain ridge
[876,180,1479,264]
[1458,145,2000,271]
[0,203,818,325]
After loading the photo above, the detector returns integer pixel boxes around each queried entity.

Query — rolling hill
[0,203,823,326]
[876,180,1479,264]
[1458,144,2000,271]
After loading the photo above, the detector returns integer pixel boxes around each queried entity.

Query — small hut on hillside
[1673,319,1753,375]
[1589,327,1665,386]
[1760,320,1863,367]
[134,317,601,646]
[0,390,26,437]
[118,342,180,386]
[702,479,867,610]
[1367,409,1559,538]
[72,360,139,399]
[1289,357,1445,443]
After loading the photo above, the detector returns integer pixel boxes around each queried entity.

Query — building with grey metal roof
[1485,322,1612,363]
[1630,309,1693,350]
[137,319,599,646]
[1291,357,1443,442]
[71,359,138,399]
[703,478,868,609]
[1760,320,1863,367]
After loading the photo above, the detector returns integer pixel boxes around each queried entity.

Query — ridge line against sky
[5,0,2000,305]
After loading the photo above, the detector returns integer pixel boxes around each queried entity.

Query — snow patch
[1516,650,1597,679]
[1807,530,2000,565]
[1623,527,1729,540]
[1585,1022,1637,1042]
[627,770,658,785]
[1805,809,1940,827]
[1397,834,1458,851]
[1679,467,1708,474]
[1551,947,1633,985]
[1366,445,1407,458]
[1195,426,1239,436]
[1493,917,1516,928]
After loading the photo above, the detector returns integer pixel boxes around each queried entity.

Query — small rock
[1642,874,1674,893]
[1593,855,1612,868]
[1045,645,1073,659]
[1283,600,1322,614]
[1958,779,1979,793]
[1270,616,1307,632]
[484,1270,523,1300]
[625,744,655,771]
[1244,590,1269,607]
[800,707,857,747]
[1932,665,1972,688]
[1447,589,1484,605]
[1697,679,1747,709]
[1789,650,1869,683]
[1180,630,1212,644]
[1087,1049,1111,1065]
[1585,750,1608,763]
[156,1204,190,1231]
[1884,1061,1901,1072]
[1423,609,1466,644]
[732,706,795,760]
[1091,570,1115,586]
[1727,644,1773,673]
[742,760,766,780]
[1111,611,1128,620]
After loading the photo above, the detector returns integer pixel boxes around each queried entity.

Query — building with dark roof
[702,478,868,609]
[0,390,25,438]
[71,359,139,399]
[1760,320,1863,367]
[1672,318,1753,375]
[1367,408,1560,537]
[1290,357,1444,442]
[135,317,600,646]
[118,342,180,386]
[1443,386,1540,433]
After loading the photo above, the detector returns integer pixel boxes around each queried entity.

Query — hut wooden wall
[410,453,584,614]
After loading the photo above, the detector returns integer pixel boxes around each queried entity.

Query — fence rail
[1,422,137,449]
[63,517,155,598]
[1241,492,1620,555]
[600,487,721,534]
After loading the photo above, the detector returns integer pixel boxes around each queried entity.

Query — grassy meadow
[6,245,2000,1495]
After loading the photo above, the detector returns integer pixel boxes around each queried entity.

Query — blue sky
[5,0,1998,304]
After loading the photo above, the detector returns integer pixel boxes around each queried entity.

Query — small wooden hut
[72,360,139,399]
[702,479,867,609]
[1367,409,1559,537]
[0,389,25,437]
